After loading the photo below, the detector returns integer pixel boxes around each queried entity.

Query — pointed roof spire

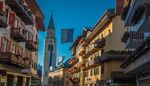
[48,14,55,29]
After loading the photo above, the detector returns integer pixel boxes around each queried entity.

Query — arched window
[48,44,53,51]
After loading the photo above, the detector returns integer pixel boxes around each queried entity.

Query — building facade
[68,0,136,86]
[42,15,57,86]
[48,59,72,86]
[0,0,44,86]
[121,0,150,86]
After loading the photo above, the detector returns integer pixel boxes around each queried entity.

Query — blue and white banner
[61,28,74,43]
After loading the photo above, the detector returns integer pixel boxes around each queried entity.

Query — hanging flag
[61,28,74,43]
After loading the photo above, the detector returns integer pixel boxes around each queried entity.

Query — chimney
[116,0,125,15]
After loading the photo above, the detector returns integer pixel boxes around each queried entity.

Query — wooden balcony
[88,57,100,67]
[79,50,85,56]
[99,51,130,64]
[82,39,90,47]
[0,52,18,65]
[24,50,31,68]
[82,55,88,59]
[79,62,84,69]
[11,28,28,42]
[83,62,89,70]
[122,31,144,49]
[17,56,25,67]
[0,11,7,27]
[6,0,33,25]
[26,40,38,51]
[69,77,80,83]
[24,59,30,68]
[78,47,85,56]
[88,39,105,55]
[68,57,79,65]
[111,71,136,84]
[69,66,80,74]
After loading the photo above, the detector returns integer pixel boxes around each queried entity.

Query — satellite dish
[58,56,65,65]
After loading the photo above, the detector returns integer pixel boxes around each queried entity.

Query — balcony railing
[6,0,33,25]
[99,51,130,64]
[110,71,136,83]
[69,77,80,83]
[122,31,144,49]
[82,39,90,47]
[0,52,18,65]
[68,57,79,65]
[83,62,89,70]
[87,39,105,55]
[26,40,38,51]
[17,56,24,67]
[69,66,80,74]
[0,37,27,68]
[11,28,28,42]
[85,77,92,82]
[24,59,30,68]
[78,46,85,56]
[23,50,30,68]
[88,57,100,66]
[79,62,84,69]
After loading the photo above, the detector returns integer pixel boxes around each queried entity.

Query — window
[101,65,104,74]
[48,44,53,51]
[50,40,52,43]
[90,69,93,76]
[94,67,99,75]
[101,49,105,54]
[84,71,88,77]
[108,29,111,34]
[101,34,104,38]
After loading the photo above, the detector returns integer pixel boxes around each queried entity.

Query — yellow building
[69,0,135,86]
[48,68,64,86]
[48,62,72,86]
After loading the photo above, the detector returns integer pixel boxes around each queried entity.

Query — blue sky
[37,0,115,66]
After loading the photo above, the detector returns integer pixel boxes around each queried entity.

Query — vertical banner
[61,28,74,43]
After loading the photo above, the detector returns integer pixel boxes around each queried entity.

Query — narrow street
[0,0,150,86]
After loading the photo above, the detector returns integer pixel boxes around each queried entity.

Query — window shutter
[8,12,15,27]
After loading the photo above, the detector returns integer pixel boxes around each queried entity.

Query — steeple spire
[48,15,55,29]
